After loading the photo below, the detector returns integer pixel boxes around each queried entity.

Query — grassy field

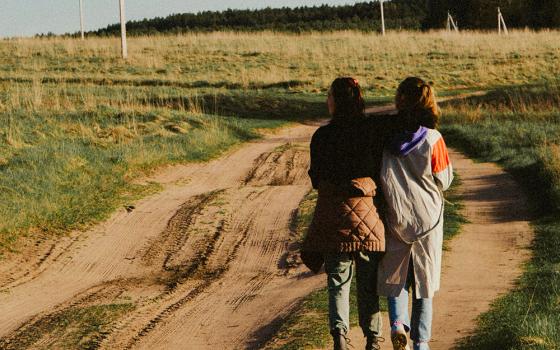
[0,90,324,253]
[1,30,559,254]
[3,31,560,96]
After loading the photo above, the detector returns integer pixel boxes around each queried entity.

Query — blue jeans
[324,251,382,337]
[388,259,432,350]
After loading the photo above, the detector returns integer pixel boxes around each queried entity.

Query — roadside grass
[0,92,325,255]
[0,303,135,350]
[291,190,318,245]
[265,175,465,350]
[443,174,468,246]
[440,83,560,349]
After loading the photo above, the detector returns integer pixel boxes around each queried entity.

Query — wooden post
[450,13,458,32]
[380,0,385,36]
[498,7,502,34]
[79,0,85,40]
[447,12,458,32]
[498,8,509,35]
[119,0,128,59]
[500,10,509,35]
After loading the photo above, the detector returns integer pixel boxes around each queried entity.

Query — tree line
[85,1,559,37]
[427,0,560,29]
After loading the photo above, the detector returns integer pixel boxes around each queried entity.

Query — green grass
[443,174,468,246]
[0,303,135,350]
[0,107,263,252]
[0,92,326,255]
[265,178,465,350]
[290,190,318,244]
[439,83,560,349]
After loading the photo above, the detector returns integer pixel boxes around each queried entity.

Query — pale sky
[0,1,360,38]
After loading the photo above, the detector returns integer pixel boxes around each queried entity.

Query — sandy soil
[0,95,533,350]
[341,150,533,350]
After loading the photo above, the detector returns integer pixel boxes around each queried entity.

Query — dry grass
[1,30,559,104]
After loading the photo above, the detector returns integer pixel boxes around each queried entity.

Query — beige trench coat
[377,129,453,299]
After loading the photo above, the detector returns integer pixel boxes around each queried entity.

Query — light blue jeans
[324,251,382,337]
[388,259,432,350]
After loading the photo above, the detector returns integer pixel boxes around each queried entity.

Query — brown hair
[396,77,440,129]
[329,77,365,120]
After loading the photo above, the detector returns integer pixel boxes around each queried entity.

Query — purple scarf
[390,126,428,156]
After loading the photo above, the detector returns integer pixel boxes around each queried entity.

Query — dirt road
[0,122,323,349]
[343,151,533,350]
[0,98,533,349]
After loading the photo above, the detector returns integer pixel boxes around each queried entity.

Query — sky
[0,0,360,38]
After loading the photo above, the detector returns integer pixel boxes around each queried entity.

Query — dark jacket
[303,115,398,255]
[308,115,397,189]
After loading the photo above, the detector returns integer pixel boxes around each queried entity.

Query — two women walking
[302,77,453,350]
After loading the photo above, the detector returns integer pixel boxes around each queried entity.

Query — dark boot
[332,330,349,350]
[366,335,384,350]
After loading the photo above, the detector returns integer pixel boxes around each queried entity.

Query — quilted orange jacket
[303,177,385,253]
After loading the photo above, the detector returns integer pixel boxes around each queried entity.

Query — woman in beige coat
[377,77,453,350]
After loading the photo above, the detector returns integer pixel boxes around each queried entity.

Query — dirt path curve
[343,150,533,350]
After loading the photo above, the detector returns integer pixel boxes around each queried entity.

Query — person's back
[309,116,389,189]
[302,77,388,350]
[381,127,453,244]
[377,77,453,350]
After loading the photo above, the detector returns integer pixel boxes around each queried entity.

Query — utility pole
[79,0,85,40]
[379,0,386,35]
[498,7,509,35]
[119,0,128,59]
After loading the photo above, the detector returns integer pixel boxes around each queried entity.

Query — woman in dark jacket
[303,77,396,350]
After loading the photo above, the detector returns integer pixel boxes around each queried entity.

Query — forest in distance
[66,0,560,37]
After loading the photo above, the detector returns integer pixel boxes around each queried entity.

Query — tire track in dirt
[118,145,319,349]
[130,185,318,350]
[114,189,265,350]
